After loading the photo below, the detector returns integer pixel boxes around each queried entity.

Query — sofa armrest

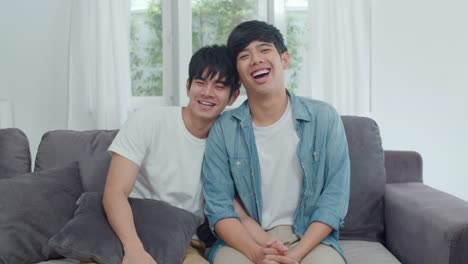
[384,150,422,183]
[385,183,468,264]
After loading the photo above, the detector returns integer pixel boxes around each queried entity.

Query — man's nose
[251,52,263,65]
[201,84,215,96]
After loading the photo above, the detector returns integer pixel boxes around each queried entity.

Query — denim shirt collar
[231,90,312,125]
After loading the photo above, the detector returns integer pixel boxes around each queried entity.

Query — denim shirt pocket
[229,158,255,198]
[299,147,326,193]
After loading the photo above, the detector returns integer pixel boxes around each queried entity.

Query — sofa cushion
[79,151,111,192]
[0,162,83,264]
[34,130,118,171]
[49,192,200,264]
[340,116,386,242]
[340,240,400,264]
[36,259,80,264]
[0,128,31,179]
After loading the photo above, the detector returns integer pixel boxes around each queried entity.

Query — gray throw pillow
[35,130,117,171]
[0,162,82,264]
[0,128,31,179]
[49,192,201,264]
[79,151,111,192]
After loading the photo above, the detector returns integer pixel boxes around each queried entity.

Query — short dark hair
[188,44,240,95]
[227,20,288,62]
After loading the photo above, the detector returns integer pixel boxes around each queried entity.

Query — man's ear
[186,80,190,96]
[228,88,241,106]
[281,51,290,69]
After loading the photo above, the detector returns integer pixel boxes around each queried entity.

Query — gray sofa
[1,116,467,264]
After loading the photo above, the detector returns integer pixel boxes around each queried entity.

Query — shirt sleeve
[108,109,153,167]
[308,107,350,232]
[202,119,240,237]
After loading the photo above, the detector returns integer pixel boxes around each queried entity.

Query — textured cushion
[49,192,200,264]
[385,183,468,264]
[340,240,400,264]
[79,151,111,192]
[0,162,82,264]
[0,128,31,179]
[36,259,80,264]
[35,130,118,171]
[340,116,386,242]
[384,150,423,183]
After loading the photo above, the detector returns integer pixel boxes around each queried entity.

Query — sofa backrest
[340,116,386,243]
[0,128,31,179]
[34,130,118,171]
[32,117,387,243]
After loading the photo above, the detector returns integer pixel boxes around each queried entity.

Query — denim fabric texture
[202,91,350,262]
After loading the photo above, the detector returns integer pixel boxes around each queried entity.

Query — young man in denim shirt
[202,20,350,264]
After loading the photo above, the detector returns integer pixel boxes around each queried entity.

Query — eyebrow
[214,79,228,85]
[195,76,228,85]
[240,42,274,53]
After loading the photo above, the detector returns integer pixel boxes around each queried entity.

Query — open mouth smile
[251,68,270,79]
[198,100,215,107]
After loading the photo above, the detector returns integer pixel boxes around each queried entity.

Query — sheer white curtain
[67,0,131,130]
[308,0,370,116]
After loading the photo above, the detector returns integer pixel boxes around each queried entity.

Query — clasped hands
[256,237,301,264]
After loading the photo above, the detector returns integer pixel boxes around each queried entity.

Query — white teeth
[252,69,270,77]
[199,101,215,106]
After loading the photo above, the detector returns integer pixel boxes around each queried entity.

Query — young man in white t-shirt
[103,45,240,264]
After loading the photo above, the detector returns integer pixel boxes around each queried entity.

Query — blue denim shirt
[202,92,350,262]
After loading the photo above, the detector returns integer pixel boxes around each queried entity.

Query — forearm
[289,222,332,261]
[240,217,271,247]
[215,218,264,262]
[234,198,271,246]
[103,190,143,252]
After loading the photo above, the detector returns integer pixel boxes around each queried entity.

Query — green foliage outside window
[191,0,257,52]
[130,1,163,96]
[285,15,304,92]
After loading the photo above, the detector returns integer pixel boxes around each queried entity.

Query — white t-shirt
[108,106,206,221]
[253,100,302,229]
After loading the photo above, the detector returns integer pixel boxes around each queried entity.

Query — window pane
[192,0,260,51]
[285,0,309,95]
[130,0,163,96]
[192,0,263,97]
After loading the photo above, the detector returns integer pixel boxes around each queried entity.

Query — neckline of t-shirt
[179,107,207,145]
[253,98,292,131]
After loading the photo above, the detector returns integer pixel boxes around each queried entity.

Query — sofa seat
[341,240,401,264]
[37,241,402,264]
[37,259,80,264]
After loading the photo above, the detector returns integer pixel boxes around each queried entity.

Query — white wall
[0,0,71,162]
[371,0,468,201]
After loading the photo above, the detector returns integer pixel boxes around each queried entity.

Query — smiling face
[236,40,290,97]
[186,70,238,123]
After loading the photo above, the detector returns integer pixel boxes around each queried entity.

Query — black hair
[227,20,288,63]
[188,44,240,95]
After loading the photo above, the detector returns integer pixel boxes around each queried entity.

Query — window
[284,0,309,95]
[129,0,310,108]
[191,0,264,51]
[130,0,163,97]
